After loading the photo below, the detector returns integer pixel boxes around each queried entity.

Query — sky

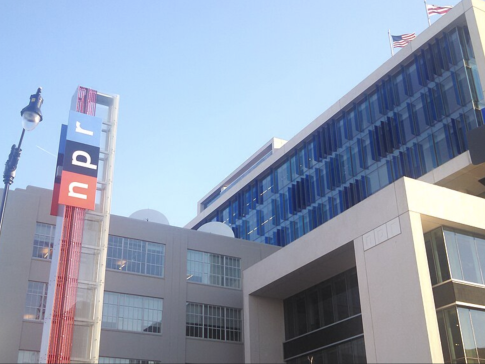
[0,0,462,228]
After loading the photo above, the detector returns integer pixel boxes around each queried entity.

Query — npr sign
[52,111,102,212]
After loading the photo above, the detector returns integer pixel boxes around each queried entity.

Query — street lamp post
[0,88,44,237]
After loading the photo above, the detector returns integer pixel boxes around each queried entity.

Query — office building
[0,186,279,363]
[185,1,485,362]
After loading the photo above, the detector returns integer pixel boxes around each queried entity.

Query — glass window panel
[377,161,392,190]
[289,337,366,364]
[290,154,300,181]
[412,94,430,135]
[275,161,291,191]
[296,295,307,336]
[439,36,452,72]
[456,66,472,106]
[107,236,164,278]
[424,228,451,285]
[418,134,437,175]
[335,117,346,147]
[334,277,349,321]
[441,75,461,115]
[444,230,464,281]
[32,222,55,260]
[338,341,354,363]
[477,238,485,285]
[393,71,407,105]
[186,303,242,342]
[361,134,374,169]
[186,303,204,338]
[350,140,364,176]
[259,173,274,203]
[107,236,123,270]
[458,308,479,360]
[308,290,321,331]
[357,99,371,130]
[398,104,415,143]
[456,232,482,284]
[448,28,463,65]
[338,148,352,184]
[23,281,48,321]
[187,250,241,289]
[369,91,382,123]
[346,108,360,137]
[348,272,361,316]
[406,61,422,95]
[464,108,479,132]
[18,351,40,363]
[442,307,466,361]
[470,309,485,359]
[366,168,380,196]
[433,124,454,166]
[102,292,162,334]
[437,310,453,363]
[321,284,334,326]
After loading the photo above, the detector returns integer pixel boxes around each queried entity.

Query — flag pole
[424,0,431,27]
[388,29,394,57]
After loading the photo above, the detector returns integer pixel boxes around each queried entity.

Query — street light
[0,88,44,237]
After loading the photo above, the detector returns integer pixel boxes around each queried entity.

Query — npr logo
[56,111,102,210]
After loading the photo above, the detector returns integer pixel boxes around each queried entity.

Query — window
[187,250,241,289]
[17,351,39,363]
[286,336,366,364]
[24,281,48,321]
[99,358,162,364]
[444,228,485,285]
[102,292,162,334]
[186,302,242,342]
[106,236,165,277]
[32,222,55,260]
[437,306,485,363]
[284,268,361,340]
[425,227,485,286]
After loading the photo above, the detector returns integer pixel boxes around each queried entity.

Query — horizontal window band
[283,315,363,360]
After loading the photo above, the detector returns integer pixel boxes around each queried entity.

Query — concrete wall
[0,186,279,363]
[0,187,55,363]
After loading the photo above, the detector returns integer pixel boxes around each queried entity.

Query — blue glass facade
[195,26,484,247]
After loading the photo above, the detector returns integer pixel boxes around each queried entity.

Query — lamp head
[21,87,43,131]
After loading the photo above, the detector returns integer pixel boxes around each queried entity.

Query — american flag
[426,4,453,16]
[392,33,416,48]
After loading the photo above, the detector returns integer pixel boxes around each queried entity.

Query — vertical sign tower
[40,87,119,363]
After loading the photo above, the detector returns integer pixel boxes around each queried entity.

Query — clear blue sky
[0,1,461,227]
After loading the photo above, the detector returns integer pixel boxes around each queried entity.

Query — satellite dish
[129,209,170,225]
[197,222,235,238]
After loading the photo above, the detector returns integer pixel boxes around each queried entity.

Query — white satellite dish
[129,209,170,225]
[197,222,235,237]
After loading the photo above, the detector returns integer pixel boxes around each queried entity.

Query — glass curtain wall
[284,268,360,339]
[283,268,364,363]
[437,306,485,363]
[286,337,366,364]
[196,26,484,247]
[425,227,485,363]
[425,227,485,286]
